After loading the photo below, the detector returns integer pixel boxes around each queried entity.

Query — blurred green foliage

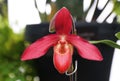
[113,0,120,15]
[0,1,37,81]
[115,32,120,40]
[112,0,120,23]
[0,16,37,81]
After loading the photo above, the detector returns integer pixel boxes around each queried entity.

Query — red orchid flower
[21,7,103,74]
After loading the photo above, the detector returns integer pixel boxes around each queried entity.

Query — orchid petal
[53,7,73,34]
[53,43,73,73]
[67,35,103,61]
[21,34,59,61]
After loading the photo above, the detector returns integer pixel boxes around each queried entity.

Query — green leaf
[89,40,120,49]
[115,32,120,40]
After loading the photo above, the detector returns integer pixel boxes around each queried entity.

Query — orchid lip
[53,39,73,73]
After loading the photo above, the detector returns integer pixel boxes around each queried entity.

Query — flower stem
[65,60,78,81]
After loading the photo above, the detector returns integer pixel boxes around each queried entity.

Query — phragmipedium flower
[21,7,103,74]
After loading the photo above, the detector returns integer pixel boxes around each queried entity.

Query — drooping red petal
[50,7,73,34]
[67,35,103,61]
[53,43,73,73]
[21,34,59,61]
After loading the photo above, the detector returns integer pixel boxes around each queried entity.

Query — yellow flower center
[54,35,73,55]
